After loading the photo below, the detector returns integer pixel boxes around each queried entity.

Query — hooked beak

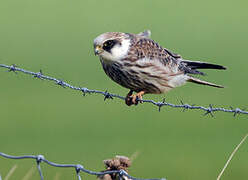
[94,45,103,56]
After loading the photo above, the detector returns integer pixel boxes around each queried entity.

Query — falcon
[93,30,226,106]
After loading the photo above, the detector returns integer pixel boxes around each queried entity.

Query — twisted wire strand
[0,152,164,180]
[0,64,247,116]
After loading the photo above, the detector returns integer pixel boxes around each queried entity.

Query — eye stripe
[102,40,117,52]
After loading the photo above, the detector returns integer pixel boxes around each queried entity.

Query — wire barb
[33,70,44,79]
[56,80,66,88]
[157,98,166,112]
[35,155,44,180]
[81,87,89,96]
[8,64,18,73]
[180,100,190,112]
[203,104,214,117]
[76,164,83,180]
[104,90,113,101]
[0,63,248,116]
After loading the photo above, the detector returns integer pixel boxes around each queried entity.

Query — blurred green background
[0,0,248,179]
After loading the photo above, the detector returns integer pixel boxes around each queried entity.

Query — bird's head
[93,32,131,62]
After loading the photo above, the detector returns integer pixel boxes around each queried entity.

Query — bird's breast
[100,59,171,94]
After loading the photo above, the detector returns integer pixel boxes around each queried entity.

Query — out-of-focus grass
[0,0,248,180]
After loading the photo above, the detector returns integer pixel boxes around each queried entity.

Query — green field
[0,0,248,179]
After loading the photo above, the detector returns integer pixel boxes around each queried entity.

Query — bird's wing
[126,36,183,72]
[126,36,209,76]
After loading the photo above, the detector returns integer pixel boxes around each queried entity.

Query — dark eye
[102,40,117,52]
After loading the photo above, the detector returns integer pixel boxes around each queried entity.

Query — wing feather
[125,34,216,76]
[125,35,182,75]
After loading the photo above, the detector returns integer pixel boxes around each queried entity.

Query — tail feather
[188,77,224,88]
[182,60,226,70]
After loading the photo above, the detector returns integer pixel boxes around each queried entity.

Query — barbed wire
[0,64,247,116]
[0,152,165,180]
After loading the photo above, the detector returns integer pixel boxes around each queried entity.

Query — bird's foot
[125,90,133,106]
[125,90,145,106]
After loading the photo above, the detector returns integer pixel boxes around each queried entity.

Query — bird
[93,30,226,106]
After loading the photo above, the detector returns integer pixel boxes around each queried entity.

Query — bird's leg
[125,90,133,106]
[125,90,145,106]
[131,91,145,105]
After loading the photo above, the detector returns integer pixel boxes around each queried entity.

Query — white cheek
[100,39,130,62]
[111,39,130,60]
